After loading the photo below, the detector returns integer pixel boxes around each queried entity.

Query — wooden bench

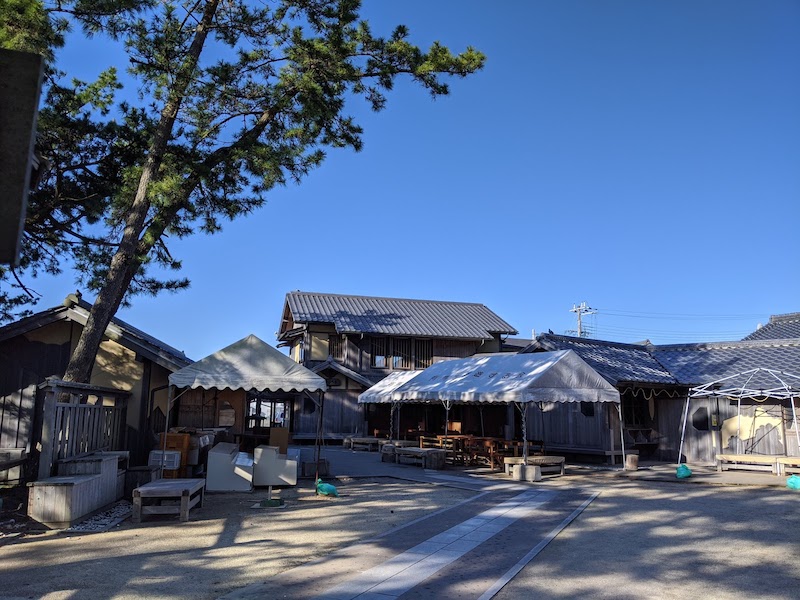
[347,437,382,452]
[132,478,206,523]
[777,456,800,476]
[544,445,625,465]
[716,454,778,474]
[395,447,446,470]
[504,455,566,476]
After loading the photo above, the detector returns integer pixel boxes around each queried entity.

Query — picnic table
[132,478,205,523]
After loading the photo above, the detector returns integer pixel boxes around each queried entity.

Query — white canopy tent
[359,350,623,463]
[168,334,326,393]
[167,334,327,475]
[678,368,800,465]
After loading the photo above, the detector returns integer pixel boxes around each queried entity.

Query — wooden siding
[525,402,612,450]
[292,389,364,438]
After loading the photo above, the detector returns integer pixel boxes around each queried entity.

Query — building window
[246,392,289,430]
[371,337,389,368]
[414,339,432,369]
[329,335,344,361]
[580,402,595,418]
[393,338,412,369]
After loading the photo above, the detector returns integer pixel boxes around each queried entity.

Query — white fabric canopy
[358,350,619,405]
[169,334,326,393]
[357,370,424,403]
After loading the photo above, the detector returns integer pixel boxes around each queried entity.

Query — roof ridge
[769,312,800,323]
[652,338,800,351]
[540,332,650,350]
[287,290,490,308]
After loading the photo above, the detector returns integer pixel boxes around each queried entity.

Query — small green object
[676,464,692,479]
[787,475,800,490]
[316,478,339,497]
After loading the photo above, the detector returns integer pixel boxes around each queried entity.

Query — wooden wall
[525,401,613,451]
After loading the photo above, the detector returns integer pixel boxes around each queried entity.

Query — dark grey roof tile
[523,334,678,386]
[284,291,517,339]
[742,312,800,341]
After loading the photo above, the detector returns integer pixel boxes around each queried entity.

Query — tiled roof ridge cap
[288,290,490,308]
[769,312,800,323]
[541,333,650,350]
[653,338,800,351]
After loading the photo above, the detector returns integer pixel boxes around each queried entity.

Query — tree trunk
[62,0,220,383]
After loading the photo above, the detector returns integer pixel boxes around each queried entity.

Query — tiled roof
[282,292,517,340]
[523,334,678,386]
[742,312,800,341]
[650,340,800,387]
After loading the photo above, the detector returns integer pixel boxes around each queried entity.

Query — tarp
[358,350,619,405]
[168,334,326,393]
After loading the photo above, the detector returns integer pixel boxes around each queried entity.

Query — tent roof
[168,334,326,393]
[358,350,620,404]
[358,370,425,403]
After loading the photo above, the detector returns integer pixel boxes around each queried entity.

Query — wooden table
[132,478,205,523]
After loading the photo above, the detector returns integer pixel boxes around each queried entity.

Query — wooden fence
[38,378,129,479]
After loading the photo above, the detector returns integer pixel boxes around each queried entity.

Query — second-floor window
[370,337,432,370]
[371,337,389,368]
[329,335,344,361]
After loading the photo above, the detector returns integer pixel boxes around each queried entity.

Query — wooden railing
[37,378,129,479]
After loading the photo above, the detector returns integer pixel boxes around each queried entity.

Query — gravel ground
[2,467,799,599]
[0,477,475,599]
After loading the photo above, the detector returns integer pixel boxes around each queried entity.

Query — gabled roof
[650,339,800,387]
[742,312,800,341]
[169,334,325,392]
[0,294,191,372]
[279,291,518,340]
[523,333,678,386]
[310,358,376,389]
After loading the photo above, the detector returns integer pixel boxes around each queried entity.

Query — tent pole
[617,403,626,468]
[791,394,800,455]
[314,391,325,488]
[737,396,742,453]
[389,402,396,443]
[521,403,528,462]
[677,394,690,465]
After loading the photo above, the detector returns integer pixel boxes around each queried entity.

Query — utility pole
[570,302,596,338]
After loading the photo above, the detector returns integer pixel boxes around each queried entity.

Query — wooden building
[0,293,191,481]
[522,330,800,464]
[277,291,518,439]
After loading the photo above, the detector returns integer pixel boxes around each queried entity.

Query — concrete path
[223,448,605,599]
[223,447,800,600]
[223,483,595,599]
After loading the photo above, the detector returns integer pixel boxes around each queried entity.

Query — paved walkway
[222,447,796,600]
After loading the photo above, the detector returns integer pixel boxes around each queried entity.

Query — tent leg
[618,405,625,467]
[677,395,690,465]
[791,394,800,455]
[389,403,396,443]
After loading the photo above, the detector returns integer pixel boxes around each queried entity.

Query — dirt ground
[0,477,475,599]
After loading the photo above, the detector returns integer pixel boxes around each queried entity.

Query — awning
[358,350,619,405]
[168,334,326,393]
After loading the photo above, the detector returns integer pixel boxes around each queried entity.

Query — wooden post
[37,387,58,480]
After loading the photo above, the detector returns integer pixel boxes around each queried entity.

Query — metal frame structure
[678,368,800,465]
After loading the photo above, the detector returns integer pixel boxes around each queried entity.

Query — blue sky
[29,0,800,359]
